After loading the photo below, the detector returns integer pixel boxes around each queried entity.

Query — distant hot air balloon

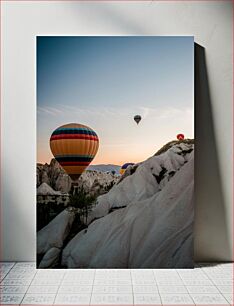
[134,115,141,125]
[50,123,99,182]
[120,163,135,175]
[177,134,185,140]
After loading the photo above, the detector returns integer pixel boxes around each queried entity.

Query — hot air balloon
[120,163,135,175]
[50,123,99,182]
[177,133,185,140]
[134,115,141,125]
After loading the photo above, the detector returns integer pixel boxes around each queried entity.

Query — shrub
[69,188,96,223]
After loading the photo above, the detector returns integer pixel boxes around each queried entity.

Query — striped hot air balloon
[120,163,135,175]
[50,123,99,181]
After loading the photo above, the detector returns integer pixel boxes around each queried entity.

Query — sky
[37,36,194,165]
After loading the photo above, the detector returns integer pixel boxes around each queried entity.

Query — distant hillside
[87,164,121,174]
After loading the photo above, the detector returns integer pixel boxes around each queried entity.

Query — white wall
[1,1,232,261]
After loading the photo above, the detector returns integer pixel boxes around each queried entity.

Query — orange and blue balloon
[50,123,99,181]
[120,163,135,175]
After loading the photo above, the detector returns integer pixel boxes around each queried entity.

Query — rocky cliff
[37,159,119,196]
[62,141,194,268]
[37,140,194,268]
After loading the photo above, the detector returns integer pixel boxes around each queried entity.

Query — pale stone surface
[86,143,193,223]
[37,182,61,196]
[38,247,61,268]
[62,144,194,268]
[37,209,76,255]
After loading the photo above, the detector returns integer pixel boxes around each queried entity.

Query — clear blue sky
[37,36,194,164]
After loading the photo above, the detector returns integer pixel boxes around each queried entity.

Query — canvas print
[37,36,194,268]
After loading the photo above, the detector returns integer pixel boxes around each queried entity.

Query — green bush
[69,187,97,223]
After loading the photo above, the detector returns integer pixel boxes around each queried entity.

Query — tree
[69,187,96,224]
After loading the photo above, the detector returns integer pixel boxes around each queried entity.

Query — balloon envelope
[134,115,141,125]
[120,163,135,175]
[50,123,99,181]
[177,133,185,140]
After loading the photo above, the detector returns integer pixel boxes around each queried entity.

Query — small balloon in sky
[50,123,99,182]
[120,163,135,175]
[134,115,141,125]
[177,133,185,140]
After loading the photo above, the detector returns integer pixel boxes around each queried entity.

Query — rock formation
[37,160,119,196]
[37,140,194,268]
[37,182,62,196]
[61,142,194,268]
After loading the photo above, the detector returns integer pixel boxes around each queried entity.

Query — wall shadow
[67,2,232,262]
[194,44,231,261]
[1,162,36,261]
